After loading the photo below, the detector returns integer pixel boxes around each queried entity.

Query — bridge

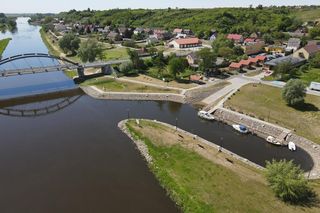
[0,53,129,78]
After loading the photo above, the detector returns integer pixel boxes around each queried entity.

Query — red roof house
[227,34,244,43]
[169,38,202,49]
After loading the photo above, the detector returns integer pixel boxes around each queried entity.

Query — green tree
[78,39,103,62]
[282,79,306,106]
[218,47,234,58]
[309,27,320,39]
[59,33,80,55]
[272,62,294,80]
[168,57,188,79]
[212,35,234,54]
[310,52,320,68]
[263,33,274,44]
[127,49,145,70]
[265,160,313,203]
[196,48,217,72]
[119,61,137,76]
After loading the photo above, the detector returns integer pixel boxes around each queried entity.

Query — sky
[3,0,320,13]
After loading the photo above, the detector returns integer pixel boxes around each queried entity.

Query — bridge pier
[101,65,113,75]
[77,66,85,78]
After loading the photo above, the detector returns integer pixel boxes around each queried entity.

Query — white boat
[197,110,215,121]
[288,142,296,151]
[266,136,282,146]
[232,124,249,134]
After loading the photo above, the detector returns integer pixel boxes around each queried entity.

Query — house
[250,32,259,39]
[209,29,217,41]
[173,28,183,34]
[264,45,286,55]
[227,34,244,43]
[134,28,144,35]
[243,38,256,45]
[168,38,202,49]
[153,29,172,40]
[146,36,159,45]
[189,74,202,82]
[293,44,320,59]
[183,29,193,35]
[229,62,243,70]
[286,38,301,52]
[54,23,67,32]
[242,41,265,55]
[264,55,306,70]
[175,33,188,39]
[186,52,200,67]
[107,32,122,41]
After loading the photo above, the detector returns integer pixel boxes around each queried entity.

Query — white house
[168,38,202,49]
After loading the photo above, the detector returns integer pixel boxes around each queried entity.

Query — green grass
[244,69,263,77]
[294,7,320,22]
[126,120,320,213]
[299,68,320,85]
[225,83,320,144]
[39,28,60,56]
[0,38,11,57]
[103,47,129,60]
[63,70,78,79]
[81,77,180,93]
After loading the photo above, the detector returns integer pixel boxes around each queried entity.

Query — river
[0,18,314,213]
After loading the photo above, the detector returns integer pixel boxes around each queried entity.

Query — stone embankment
[213,107,320,179]
[81,86,186,103]
[119,119,264,171]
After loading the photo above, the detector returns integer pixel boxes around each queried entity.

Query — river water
[0,18,314,213]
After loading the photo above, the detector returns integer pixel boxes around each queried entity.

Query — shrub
[282,79,306,106]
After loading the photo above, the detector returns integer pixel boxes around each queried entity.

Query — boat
[288,142,296,151]
[232,124,249,134]
[197,110,215,121]
[266,136,282,146]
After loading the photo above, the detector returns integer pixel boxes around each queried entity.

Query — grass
[244,69,263,77]
[294,7,320,22]
[39,28,60,56]
[225,83,320,144]
[63,70,78,79]
[81,77,180,93]
[126,119,320,213]
[0,38,11,57]
[299,68,320,85]
[102,47,129,60]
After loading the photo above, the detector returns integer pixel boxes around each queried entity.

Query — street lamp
[175,117,178,130]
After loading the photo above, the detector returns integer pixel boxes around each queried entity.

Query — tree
[212,35,234,54]
[119,61,136,76]
[282,79,306,106]
[309,27,320,39]
[127,49,145,70]
[168,57,188,79]
[218,47,234,58]
[78,39,103,62]
[310,52,320,68]
[59,33,80,55]
[272,62,294,80]
[265,160,313,203]
[196,48,217,72]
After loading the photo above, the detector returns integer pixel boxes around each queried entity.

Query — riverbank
[39,28,60,56]
[0,38,11,57]
[119,119,320,213]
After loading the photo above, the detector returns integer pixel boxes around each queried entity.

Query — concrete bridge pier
[77,66,85,78]
[101,65,113,75]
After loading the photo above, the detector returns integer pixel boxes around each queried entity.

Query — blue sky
[3,0,320,13]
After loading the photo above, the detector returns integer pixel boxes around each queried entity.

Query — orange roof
[248,57,259,63]
[174,38,201,45]
[229,62,242,69]
[189,74,202,81]
[255,55,266,61]
[240,60,251,66]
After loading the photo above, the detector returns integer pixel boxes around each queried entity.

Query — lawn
[82,77,180,93]
[0,38,11,57]
[294,7,320,22]
[102,47,129,60]
[225,83,320,144]
[126,119,320,213]
[299,68,320,85]
[244,69,263,77]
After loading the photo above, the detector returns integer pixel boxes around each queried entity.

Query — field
[126,119,320,213]
[102,47,129,60]
[81,77,180,93]
[225,84,320,144]
[294,7,320,22]
[0,38,11,57]
[299,68,320,85]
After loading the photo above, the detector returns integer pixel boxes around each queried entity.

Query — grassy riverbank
[0,38,11,57]
[125,119,320,213]
[39,28,60,56]
[225,83,320,144]
[82,77,181,93]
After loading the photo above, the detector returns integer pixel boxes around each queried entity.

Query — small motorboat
[288,142,296,151]
[266,136,282,146]
[232,124,249,134]
[198,111,215,121]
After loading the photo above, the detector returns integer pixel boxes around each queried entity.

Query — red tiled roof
[174,38,201,45]
[248,57,259,63]
[229,62,242,69]
[244,38,255,43]
[256,55,266,61]
[240,60,252,66]
[173,28,183,33]
[189,74,202,81]
[227,34,243,40]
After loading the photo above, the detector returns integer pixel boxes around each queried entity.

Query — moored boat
[197,110,215,121]
[266,136,282,146]
[232,124,249,134]
[288,141,296,151]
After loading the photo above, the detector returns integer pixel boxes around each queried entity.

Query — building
[186,52,200,67]
[146,36,159,45]
[241,41,265,55]
[173,28,183,34]
[293,44,320,59]
[310,82,320,91]
[168,38,202,49]
[264,45,286,55]
[227,34,243,43]
[286,38,301,52]
[229,62,243,70]
[264,55,306,70]
[133,28,144,35]
[107,32,122,41]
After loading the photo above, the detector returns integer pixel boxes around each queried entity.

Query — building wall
[293,48,310,59]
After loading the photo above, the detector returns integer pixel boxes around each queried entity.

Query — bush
[119,62,137,76]
[265,159,313,203]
